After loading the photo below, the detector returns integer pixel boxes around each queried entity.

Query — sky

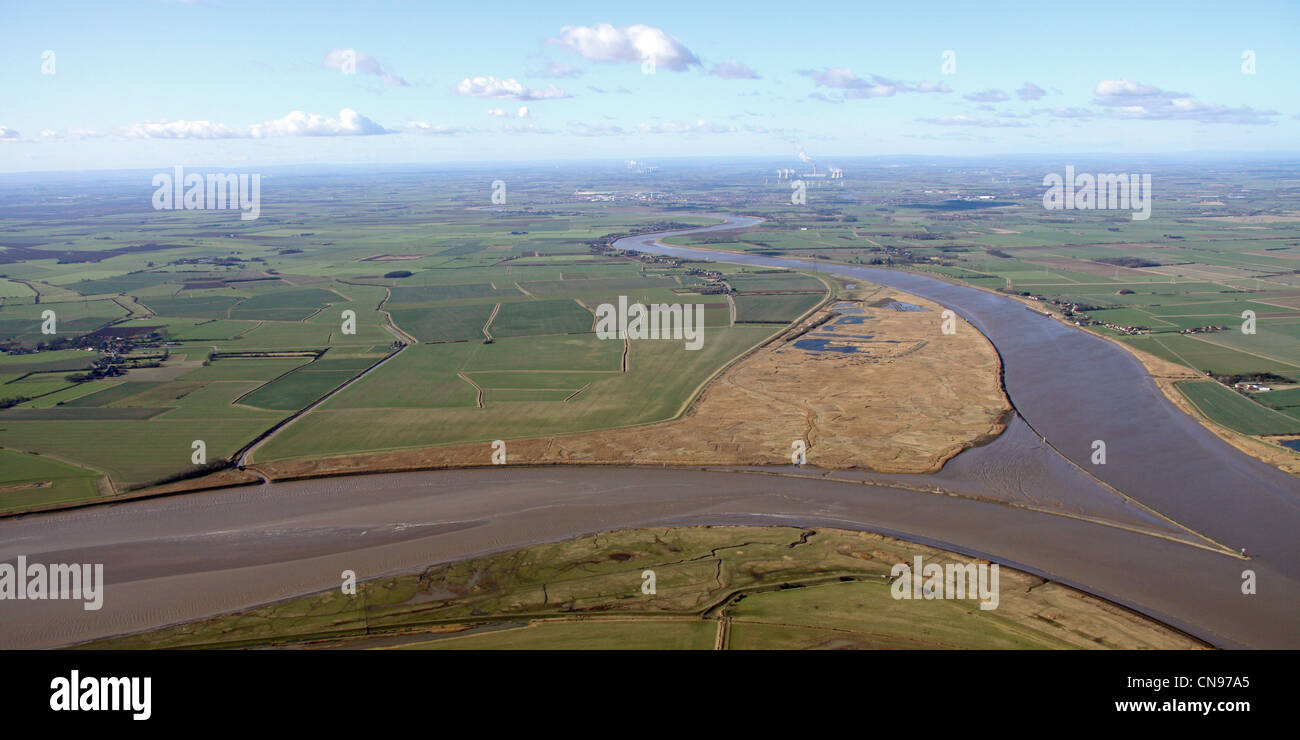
[1,0,1297,173]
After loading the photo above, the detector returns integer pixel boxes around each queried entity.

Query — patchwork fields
[0,173,830,509]
[4,160,1296,509]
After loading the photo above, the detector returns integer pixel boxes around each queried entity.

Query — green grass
[228,288,343,320]
[1257,387,1300,410]
[1177,380,1300,435]
[257,325,775,460]
[238,359,373,411]
[487,299,592,337]
[137,295,242,319]
[733,293,823,323]
[181,358,311,381]
[315,344,479,410]
[0,406,170,420]
[388,304,494,343]
[388,283,519,302]
[0,448,104,513]
[483,388,577,403]
[0,418,283,488]
[726,273,825,292]
[58,381,163,407]
[19,381,126,408]
[1120,333,1300,381]
[463,334,622,372]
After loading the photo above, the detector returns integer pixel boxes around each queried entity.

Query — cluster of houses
[1096,322,1149,335]
[637,254,678,267]
[1180,325,1228,335]
[573,190,669,203]
[1028,297,1152,334]
[1234,381,1273,393]
[629,258,732,294]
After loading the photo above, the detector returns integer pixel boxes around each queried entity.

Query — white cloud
[1093,78,1277,124]
[401,121,465,135]
[323,48,408,87]
[708,59,759,79]
[799,68,950,100]
[37,128,103,141]
[487,106,531,119]
[919,114,1029,128]
[249,108,389,137]
[1095,78,1166,98]
[0,126,22,141]
[121,119,243,139]
[636,120,737,134]
[964,89,1009,103]
[553,24,700,71]
[1016,82,1046,101]
[567,122,626,136]
[121,109,392,139]
[1041,106,1094,119]
[456,75,570,101]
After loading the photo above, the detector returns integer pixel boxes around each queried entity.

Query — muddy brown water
[615,216,1300,567]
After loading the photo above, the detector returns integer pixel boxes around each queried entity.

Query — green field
[733,292,824,323]
[0,448,104,513]
[4,161,1296,508]
[1177,380,1300,435]
[487,299,592,337]
[238,356,381,411]
[256,324,775,460]
[387,304,493,343]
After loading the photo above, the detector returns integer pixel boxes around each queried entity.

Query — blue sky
[1,0,1297,172]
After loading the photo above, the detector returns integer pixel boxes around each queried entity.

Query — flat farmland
[255,324,775,460]
[487,299,592,337]
[733,292,824,323]
[0,448,104,514]
[387,304,493,343]
[463,334,622,372]
[1121,333,1300,380]
[238,356,383,411]
[7,160,1295,510]
[1177,380,1300,435]
[183,357,312,381]
[0,418,283,489]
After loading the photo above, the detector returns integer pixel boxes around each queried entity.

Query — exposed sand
[246,283,1010,481]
